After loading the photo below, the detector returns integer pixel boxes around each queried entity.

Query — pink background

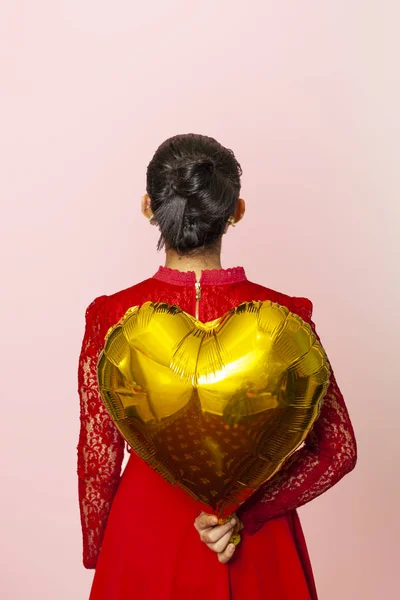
[1,2,398,598]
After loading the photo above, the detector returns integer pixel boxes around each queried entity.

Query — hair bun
[195,157,215,174]
[146,133,242,253]
[170,156,215,198]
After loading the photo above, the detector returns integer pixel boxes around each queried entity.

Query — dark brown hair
[146,133,242,253]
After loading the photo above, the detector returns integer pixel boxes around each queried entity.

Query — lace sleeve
[76,295,125,569]
[238,300,358,535]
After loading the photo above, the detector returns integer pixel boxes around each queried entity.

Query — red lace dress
[77,266,357,600]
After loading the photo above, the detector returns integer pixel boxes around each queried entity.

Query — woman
[77,133,357,599]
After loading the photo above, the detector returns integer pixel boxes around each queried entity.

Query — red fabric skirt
[89,452,318,599]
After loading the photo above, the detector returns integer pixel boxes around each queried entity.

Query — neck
[164,246,222,280]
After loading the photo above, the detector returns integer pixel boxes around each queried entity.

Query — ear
[233,198,246,223]
[223,198,246,233]
[141,193,153,219]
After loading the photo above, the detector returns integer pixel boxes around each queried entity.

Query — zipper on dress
[194,279,202,320]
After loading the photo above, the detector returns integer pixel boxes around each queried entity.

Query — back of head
[146,133,242,254]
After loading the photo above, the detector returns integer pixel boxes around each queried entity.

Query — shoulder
[106,277,158,306]
[244,279,313,321]
[290,295,313,321]
[84,294,108,321]
[84,277,157,319]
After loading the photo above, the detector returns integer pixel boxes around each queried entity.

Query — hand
[194,511,243,564]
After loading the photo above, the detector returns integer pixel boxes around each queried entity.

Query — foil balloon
[97,300,331,518]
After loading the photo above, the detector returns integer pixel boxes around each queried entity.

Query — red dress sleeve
[238,297,358,535]
[76,295,125,569]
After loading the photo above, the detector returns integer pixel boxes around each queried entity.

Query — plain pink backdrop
[1,1,398,598]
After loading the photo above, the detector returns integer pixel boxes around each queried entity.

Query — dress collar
[152,265,247,286]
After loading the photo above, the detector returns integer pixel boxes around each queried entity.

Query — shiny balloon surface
[97,300,331,517]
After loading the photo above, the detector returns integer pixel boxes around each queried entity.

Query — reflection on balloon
[97,300,331,518]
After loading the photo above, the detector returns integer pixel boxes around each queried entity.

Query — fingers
[218,542,236,564]
[200,518,236,545]
[194,512,218,532]
[208,529,235,554]
[231,512,244,532]
[193,512,238,564]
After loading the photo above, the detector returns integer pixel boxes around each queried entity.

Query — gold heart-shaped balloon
[97,300,331,517]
